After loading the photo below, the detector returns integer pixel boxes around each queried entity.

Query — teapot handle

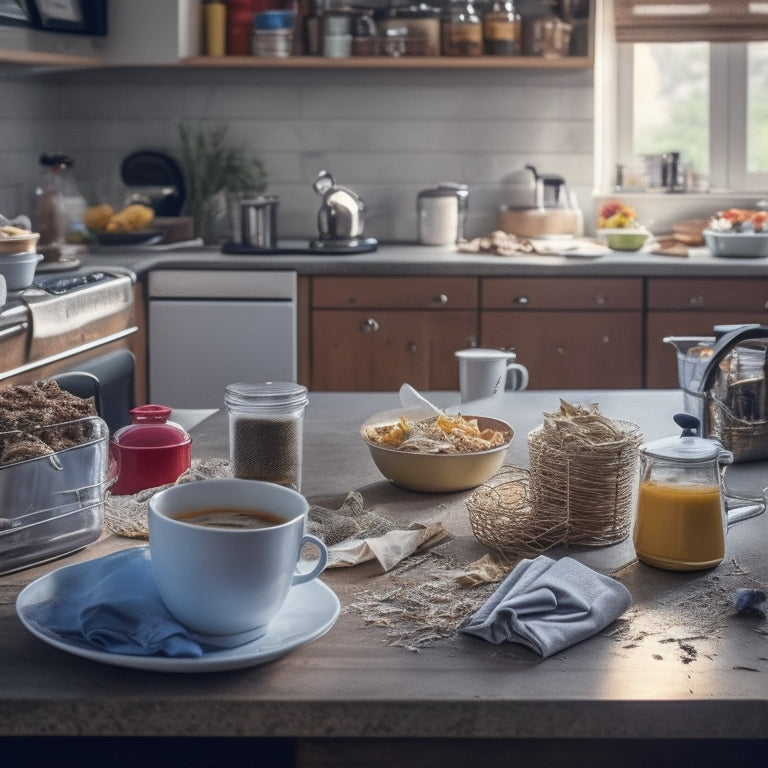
[700,324,768,393]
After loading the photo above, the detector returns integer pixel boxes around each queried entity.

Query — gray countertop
[2,389,768,748]
[75,241,768,278]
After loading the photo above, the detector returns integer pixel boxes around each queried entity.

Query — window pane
[633,42,710,176]
[747,42,768,174]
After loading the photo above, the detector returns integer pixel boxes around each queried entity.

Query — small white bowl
[0,252,43,290]
[703,229,768,259]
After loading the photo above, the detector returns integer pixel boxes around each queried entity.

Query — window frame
[615,40,768,193]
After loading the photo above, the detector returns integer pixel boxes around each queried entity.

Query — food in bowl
[0,225,40,255]
[361,410,513,492]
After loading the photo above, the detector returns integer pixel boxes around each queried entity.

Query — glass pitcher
[633,413,766,571]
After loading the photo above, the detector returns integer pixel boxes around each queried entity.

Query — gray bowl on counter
[703,229,768,259]
[0,251,43,290]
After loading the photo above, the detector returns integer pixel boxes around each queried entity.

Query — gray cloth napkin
[460,555,632,658]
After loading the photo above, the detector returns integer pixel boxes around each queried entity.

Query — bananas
[84,203,155,233]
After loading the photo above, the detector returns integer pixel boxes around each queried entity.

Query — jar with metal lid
[224,381,308,491]
[441,0,482,56]
[483,0,521,55]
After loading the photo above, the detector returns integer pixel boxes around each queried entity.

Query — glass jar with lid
[441,0,483,56]
[483,0,521,55]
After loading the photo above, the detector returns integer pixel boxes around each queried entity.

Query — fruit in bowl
[361,409,513,492]
[596,200,649,252]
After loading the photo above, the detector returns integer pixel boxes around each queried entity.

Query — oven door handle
[0,320,28,341]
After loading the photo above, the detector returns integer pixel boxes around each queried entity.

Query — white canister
[417,183,469,245]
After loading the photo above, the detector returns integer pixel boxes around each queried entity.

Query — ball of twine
[466,400,642,558]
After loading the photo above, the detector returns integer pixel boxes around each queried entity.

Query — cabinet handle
[594,295,607,305]
[434,294,448,304]
[359,317,380,333]
[556,346,566,356]
[513,296,530,305]
[406,341,417,353]
[689,295,704,307]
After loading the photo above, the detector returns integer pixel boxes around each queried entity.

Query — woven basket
[528,419,642,547]
[467,466,568,560]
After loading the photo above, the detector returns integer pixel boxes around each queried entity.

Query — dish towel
[460,555,632,658]
[24,547,203,658]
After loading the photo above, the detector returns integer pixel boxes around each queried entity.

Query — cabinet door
[481,311,643,389]
[312,309,476,391]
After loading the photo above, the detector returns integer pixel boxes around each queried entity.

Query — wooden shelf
[0,48,101,66]
[180,54,593,70]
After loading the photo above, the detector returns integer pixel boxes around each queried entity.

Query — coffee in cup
[148,478,327,646]
[455,348,529,403]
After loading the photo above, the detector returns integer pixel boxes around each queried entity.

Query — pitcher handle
[722,466,768,528]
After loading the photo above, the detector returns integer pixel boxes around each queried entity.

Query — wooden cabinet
[480,277,644,389]
[310,276,478,391]
[646,277,768,388]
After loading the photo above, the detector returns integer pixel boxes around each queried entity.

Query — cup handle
[292,533,328,585]
[506,363,529,391]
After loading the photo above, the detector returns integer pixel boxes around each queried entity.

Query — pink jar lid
[112,404,191,449]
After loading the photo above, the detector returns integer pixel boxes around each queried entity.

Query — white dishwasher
[148,270,297,409]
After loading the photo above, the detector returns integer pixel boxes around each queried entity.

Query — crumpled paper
[308,491,451,572]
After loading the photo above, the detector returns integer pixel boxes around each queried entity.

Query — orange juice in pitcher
[634,481,724,571]
[634,414,766,572]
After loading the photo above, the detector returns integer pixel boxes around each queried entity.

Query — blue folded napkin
[25,548,203,658]
[460,555,632,658]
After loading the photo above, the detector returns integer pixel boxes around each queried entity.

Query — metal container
[417,183,469,245]
[0,416,110,575]
[240,195,279,248]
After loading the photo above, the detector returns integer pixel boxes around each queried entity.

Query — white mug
[148,478,327,647]
[455,348,529,403]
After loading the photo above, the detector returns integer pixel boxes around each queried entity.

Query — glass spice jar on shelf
[482,0,521,55]
[441,0,483,56]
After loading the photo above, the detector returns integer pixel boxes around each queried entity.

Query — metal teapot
[311,170,370,246]
[633,413,766,571]
[666,324,768,462]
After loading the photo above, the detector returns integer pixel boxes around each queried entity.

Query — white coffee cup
[148,478,327,646]
[455,348,529,403]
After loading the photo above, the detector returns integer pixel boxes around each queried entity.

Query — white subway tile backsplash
[0,66,595,240]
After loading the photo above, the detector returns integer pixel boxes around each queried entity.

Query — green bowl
[604,231,649,252]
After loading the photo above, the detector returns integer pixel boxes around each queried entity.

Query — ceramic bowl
[599,228,650,252]
[0,251,43,290]
[0,231,39,255]
[361,410,513,493]
[703,229,768,259]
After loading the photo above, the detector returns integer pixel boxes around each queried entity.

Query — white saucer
[16,556,340,673]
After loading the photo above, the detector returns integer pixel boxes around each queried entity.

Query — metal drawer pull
[434,294,448,304]
[406,341,417,353]
[556,346,566,356]
[359,318,380,333]
[595,295,607,305]
[513,296,530,305]
[689,295,704,306]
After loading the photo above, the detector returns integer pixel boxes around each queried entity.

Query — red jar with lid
[110,405,192,495]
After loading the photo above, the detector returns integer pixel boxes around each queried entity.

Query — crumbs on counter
[457,230,535,256]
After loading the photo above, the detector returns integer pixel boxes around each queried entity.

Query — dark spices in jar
[225,381,308,492]
[483,0,521,55]
[231,416,301,488]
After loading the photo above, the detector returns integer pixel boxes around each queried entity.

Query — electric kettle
[633,413,766,571]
